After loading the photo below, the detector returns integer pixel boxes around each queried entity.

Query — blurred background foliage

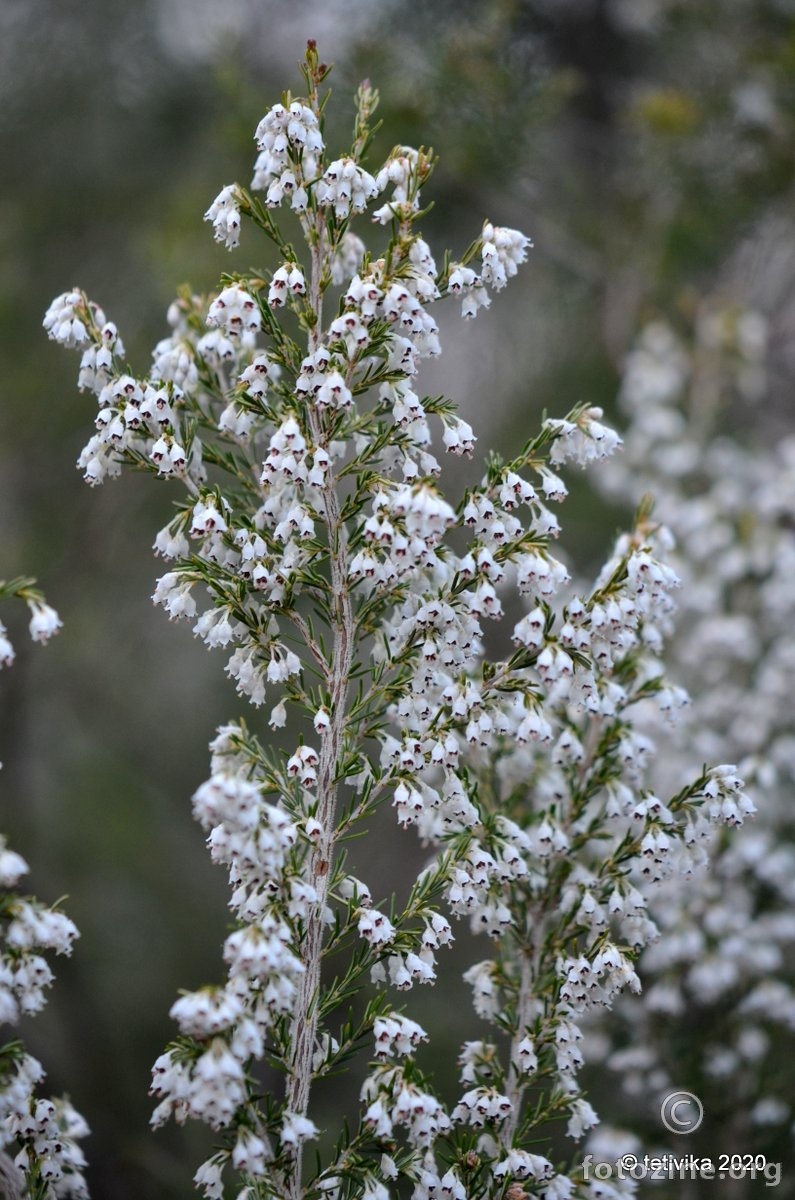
[1,0,795,1195]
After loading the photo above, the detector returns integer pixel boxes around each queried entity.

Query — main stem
[285,213,355,1199]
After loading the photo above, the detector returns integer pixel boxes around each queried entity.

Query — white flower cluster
[6,1092,89,1198]
[44,278,273,487]
[204,184,241,250]
[207,285,262,340]
[42,290,89,348]
[142,219,536,715]
[0,581,88,1198]
[447,263,491,318]
[150,754,305,1152]
[0,920,88,1199]
[480,220,532,290]
[373,1013,427,1059]
[362,453,745,1170]
[46,54,753,1200]
[0,897,78,1019]
[372,147,421,224]
[252,101,324,211]
[590,309,795,1153]
[317,157,379,219]
[361,1066,451,1149]
[45,296,190,486]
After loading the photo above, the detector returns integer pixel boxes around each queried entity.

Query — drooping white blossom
[205,184,242,250]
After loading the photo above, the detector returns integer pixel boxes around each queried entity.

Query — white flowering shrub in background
[589,306,795,1163]
[0,578,88,1199]
[44,44,754,1200]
